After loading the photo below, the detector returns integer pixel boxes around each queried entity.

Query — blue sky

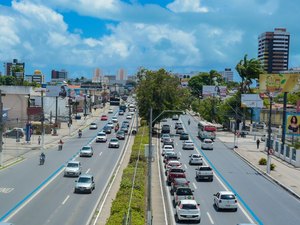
[0,0,300,81]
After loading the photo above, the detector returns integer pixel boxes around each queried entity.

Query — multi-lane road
[158,115,300,225]
[0,107,133,225]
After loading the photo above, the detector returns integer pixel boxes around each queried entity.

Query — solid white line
[99,152,102,157]
[192,182,197,190]
[207,212,214,224]
[86,168,90,174]
[62,195,70,205]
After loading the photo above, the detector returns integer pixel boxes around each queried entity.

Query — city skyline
[1,0,300,81]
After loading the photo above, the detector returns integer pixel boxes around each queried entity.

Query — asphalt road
[0,106,134,225]
[159,115,300,225]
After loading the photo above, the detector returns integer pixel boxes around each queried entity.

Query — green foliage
[235,54,264,93]
[270,163,276,171]
[106,127,148,225]
[136,68,190,123]
[259,158,267,165]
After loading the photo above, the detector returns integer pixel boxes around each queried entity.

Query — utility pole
[0,90,4,167]
[84,89,87,117]
[68,96,72,136]
[147,107,152,225]
[281,92,288,153]
[267,94,273,174]
[41,90,45,153]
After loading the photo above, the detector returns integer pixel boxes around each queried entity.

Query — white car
[182,140,194,150]
[202,139,213,150]
[96,131,107,142]
[112,116,118,123]
[64,161,82,177]
[126,114,132,119]
[108,138,120,148]
[161,145,174,156]
[74,174,95,194]
[89,122,97,130]
[79,146,93,157]
[213,191,238,211]
[161,133,171,142]
[189,154,203,165]
[175,199,201,223]
[108,108,114,114]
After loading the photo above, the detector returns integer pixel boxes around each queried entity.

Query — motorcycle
[78,131,82,138]
[40,155,45,165]
[58,144,63,151]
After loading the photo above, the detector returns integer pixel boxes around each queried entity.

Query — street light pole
[267,94,273,174]
[147,107,152,225]
[41,90,45,153]
[0,90,4,167]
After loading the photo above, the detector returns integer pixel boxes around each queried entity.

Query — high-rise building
[258,28,290,74]
[5,59,25,80]
[117,68,127,81]
[219,68,233,82]
[92,68,102,83]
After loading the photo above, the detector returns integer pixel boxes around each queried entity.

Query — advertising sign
[241,94,263,108]
[286,113,300,136]
[259,74,300,93]
[202,86,227,97]
[297,100,300,113]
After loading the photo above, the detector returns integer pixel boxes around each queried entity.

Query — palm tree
[235,54,264,93]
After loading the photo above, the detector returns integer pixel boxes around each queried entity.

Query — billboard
[202,86,227,97]
[241,94,263,108]
[259,74,300,93]
[286,113,300,136]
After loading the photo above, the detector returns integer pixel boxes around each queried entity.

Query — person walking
[256,139,260,149]
[38,136,41,145]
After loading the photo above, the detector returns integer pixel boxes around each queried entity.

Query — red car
[101,115,108,121]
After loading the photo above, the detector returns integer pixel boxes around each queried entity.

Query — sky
[0,0,300,81]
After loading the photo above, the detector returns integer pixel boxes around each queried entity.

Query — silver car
[182,140,194,150]
[80,145,93,157]
[108,138,120,148]
[64,161,82,177]
[74,174,95,194]
[189,154,203,165]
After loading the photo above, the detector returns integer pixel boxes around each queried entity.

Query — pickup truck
[195,166,213,182]
[167,168,186,186]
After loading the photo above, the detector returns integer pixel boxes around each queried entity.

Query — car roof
[218,191,235,195]
[163,145,173,148]
[67,160,80,164]
[167,160,180,164]
[179,199,197,204]
[98,131,106,134]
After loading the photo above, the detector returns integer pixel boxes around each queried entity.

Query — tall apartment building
[219,68,233,82]
[92,68,102,83]
[258,28,290,74]
[117,68,127,81]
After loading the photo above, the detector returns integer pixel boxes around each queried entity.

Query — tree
[136,69,190,123]
[235,54,264,93]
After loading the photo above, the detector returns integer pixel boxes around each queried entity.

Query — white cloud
[167,0,209,13]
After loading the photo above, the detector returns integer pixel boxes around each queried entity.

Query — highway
[0,106,133,225]
[159,115,300,225]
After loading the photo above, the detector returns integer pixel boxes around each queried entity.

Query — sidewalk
[0,106,108,168]
[217,131,300,198]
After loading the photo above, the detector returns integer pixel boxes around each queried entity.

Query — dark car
[175,122,182,129]
[122,121,130,127]
[4,128,24,138]
[179,132,189,140]
[116,130,125,140]
[102,125,112,134]
[121,125,129,134]
[161,124,170,134]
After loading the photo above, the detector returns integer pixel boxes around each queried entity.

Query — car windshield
[91,123,96,125]
[177,189,193,195]
[82,146,91,150]
[181,204,197,210]
[98,133,105,136]
[111,138,118,142]
[221,194,236,200]
[67,163,79,168]
[199,167,212,171]
[170,168,184,173]
[205,140,212,143]
[78,177,91,183]
[192,155,201,158]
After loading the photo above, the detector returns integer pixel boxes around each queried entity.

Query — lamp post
[266,93,273,174]
[147,109,184,225]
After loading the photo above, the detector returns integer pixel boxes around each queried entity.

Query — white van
[201,139,213,150]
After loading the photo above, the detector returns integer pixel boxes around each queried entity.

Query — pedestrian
[38,136,41,145]
[256,139,260,149]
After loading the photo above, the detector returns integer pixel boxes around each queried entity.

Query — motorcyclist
[40,152,45,165]
[58,139,64,150]
[188,119,191,125]
[78,129,82,138]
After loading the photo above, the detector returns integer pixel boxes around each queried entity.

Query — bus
[198,121,217,140]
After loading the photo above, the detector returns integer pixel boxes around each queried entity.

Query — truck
[195,166,213,182]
